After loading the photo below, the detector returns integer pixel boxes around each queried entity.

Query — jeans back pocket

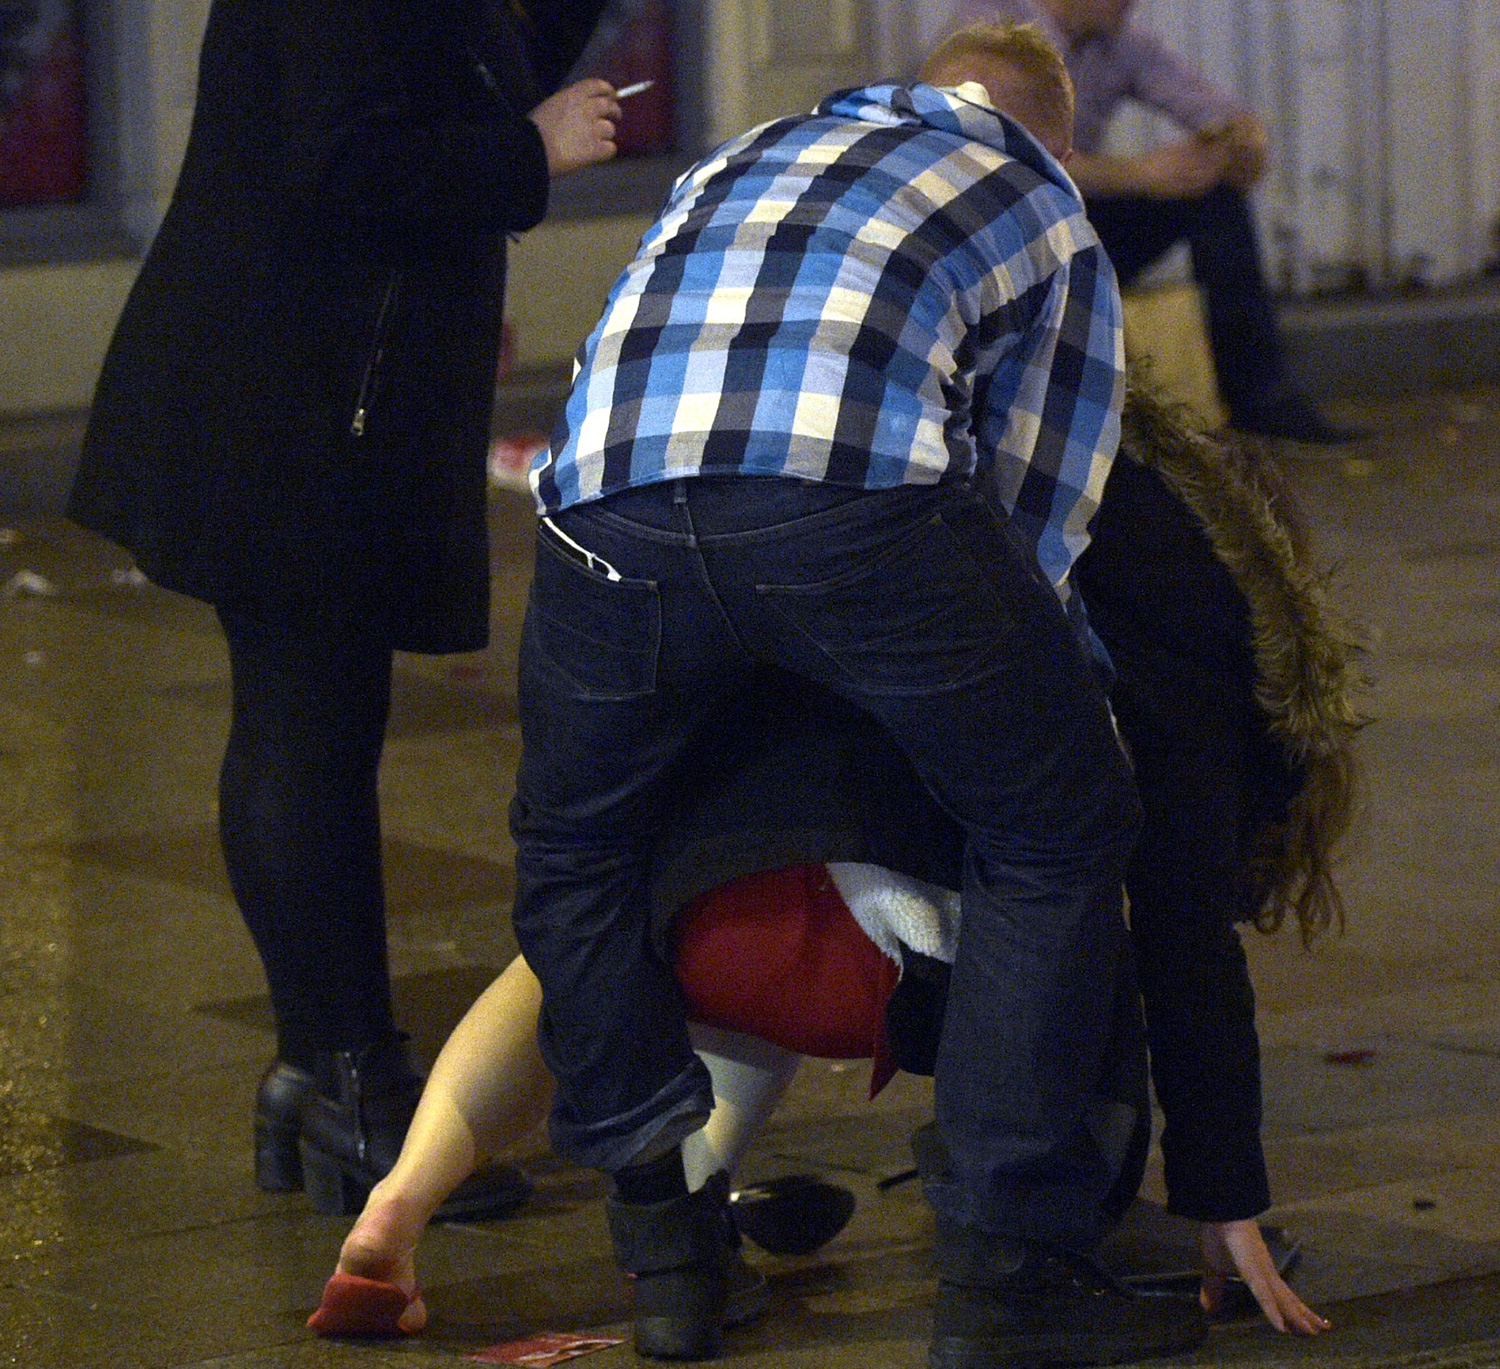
[527,527,661,701]
[757,511,1021,698]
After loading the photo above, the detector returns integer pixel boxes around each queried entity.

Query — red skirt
[673,863,901,1093]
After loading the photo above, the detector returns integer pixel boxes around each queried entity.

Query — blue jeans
[510,476,1141,1250]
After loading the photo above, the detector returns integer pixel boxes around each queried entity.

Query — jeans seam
[677,488,751,659]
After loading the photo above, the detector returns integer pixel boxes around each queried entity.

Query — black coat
[69,0,609,651]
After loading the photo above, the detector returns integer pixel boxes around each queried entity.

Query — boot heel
[607,1171,733,1360]
[254,1119,304,1192]
[253,1060,316,1193]
[300,1139,368,1215]
[635,1270,724,1360]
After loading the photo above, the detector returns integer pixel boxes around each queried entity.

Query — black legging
[217,605,399,1070]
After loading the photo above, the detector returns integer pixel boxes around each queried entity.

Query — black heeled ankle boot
[729,1174,856,1256]
[298,1034,533,1220]
[607,1170,739,1360]
[254,1060,316,1192]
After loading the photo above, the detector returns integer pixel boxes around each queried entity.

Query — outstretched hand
[529,78,621,178]
[1200,1218,1330,1336]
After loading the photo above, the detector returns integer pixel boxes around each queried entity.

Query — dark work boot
[298,1034,532,1220]
[930,1216,1208,1369]
[606,1169,737,1359]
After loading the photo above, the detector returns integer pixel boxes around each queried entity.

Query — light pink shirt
[949,0,1246,153]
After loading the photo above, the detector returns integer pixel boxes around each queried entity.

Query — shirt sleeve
[1113,24,1249,133]
[989,232,1126,618]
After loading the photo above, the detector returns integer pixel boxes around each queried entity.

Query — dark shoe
[254,1060,316,1192]
[730,1174,856,1256]
[607,1170,738,1360]
[720,1184,771,1328]
[1230,388,1367,444]
[930,1219,1208,1369]
[297,1035,533,1221]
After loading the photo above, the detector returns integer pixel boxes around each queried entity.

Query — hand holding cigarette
[529,78,622,178]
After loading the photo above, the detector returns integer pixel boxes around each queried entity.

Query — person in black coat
[67,0,619,1215]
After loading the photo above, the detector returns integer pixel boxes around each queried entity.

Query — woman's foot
[310,1191,428,1336]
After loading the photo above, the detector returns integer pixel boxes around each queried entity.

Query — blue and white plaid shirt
[535,82,1125,605]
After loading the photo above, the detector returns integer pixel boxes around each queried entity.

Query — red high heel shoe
[307,1271,422,1337]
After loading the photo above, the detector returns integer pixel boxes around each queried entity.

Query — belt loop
[673,478,698,547]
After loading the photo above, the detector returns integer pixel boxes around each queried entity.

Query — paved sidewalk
[0,386,1496,1367]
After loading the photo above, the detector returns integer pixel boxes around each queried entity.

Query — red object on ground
[306,1271,419,1338]
[468,1331,626,1365]
[674,864,902,1093]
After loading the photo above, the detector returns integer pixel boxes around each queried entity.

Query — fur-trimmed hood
[1116,376,1367,942]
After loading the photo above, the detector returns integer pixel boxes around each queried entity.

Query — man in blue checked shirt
[510,29,1206,1366]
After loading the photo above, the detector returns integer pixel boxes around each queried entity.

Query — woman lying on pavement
[307,382,1362,1342]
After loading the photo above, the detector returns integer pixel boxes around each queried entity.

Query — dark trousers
[1088,184,1288,422]
[510,476,1141,1251]
[217,605,399,1070]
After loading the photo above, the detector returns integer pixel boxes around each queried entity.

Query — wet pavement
[0,385,1497,1368]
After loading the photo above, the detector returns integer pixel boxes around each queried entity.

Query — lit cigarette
[615,80,654,99]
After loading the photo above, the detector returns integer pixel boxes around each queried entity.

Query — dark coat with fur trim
[1077,391,1362,1219]
[69,0,609,651]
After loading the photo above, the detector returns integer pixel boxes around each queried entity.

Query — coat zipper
[351,271,403,437]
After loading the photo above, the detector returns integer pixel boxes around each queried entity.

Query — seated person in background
[943,0,1363,444]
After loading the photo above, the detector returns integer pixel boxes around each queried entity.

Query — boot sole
[635,1316,724,1361]
[930,1318,1207,1369]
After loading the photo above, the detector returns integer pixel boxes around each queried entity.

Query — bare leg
[331,955,554,1329]
[323,966,802,1334]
